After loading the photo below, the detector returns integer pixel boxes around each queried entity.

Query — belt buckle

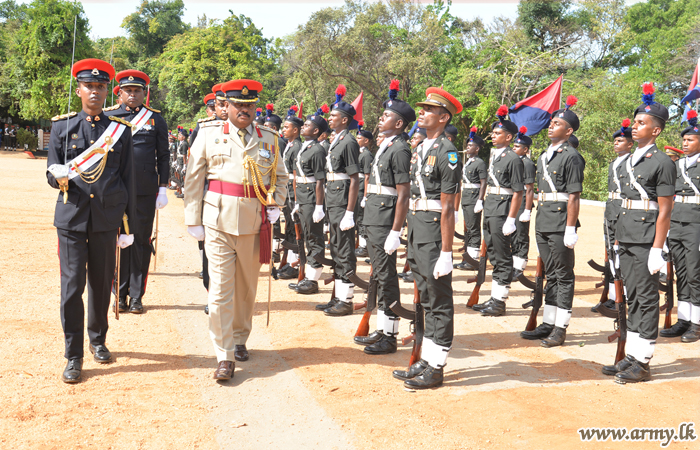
[643,198,649,211]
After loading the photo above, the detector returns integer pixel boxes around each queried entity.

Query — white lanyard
[612,154,629,193]
[541,151,558,193]
[326,130,343,173]
[130,107,153,135]
[680,158,700,196]
[282,141,294,175]
[371,135,396,188]
[462,157,475,182]
[295,140,314,176]
[625,156,649,200]
[67,121,127,180]
[414,142,428,200]
[488,151,503,188]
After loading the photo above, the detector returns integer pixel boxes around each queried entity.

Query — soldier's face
[613,137,633,156]
[300,120,319,139]
[410,134,424,149]
[491,128,512,148]
[216,100,229,120]
[465,141,479,156]
[120,86,145,108]
[206,106,216,118]
[227,101,255,128]
[417,105,449,131]
[264,121,279,131]
[328,110,348,131]
[548,118,572,141]
[631,114,661,143]
[76,82,108,110]
[356,135,369,147]
[513,143,528,156]
[378,110,401,133]
[282,121,299,140]
[376,134,385,147]
[683,134,700,157]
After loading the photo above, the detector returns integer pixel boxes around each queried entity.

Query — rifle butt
[614,341,626,365]
[408,343,422,367]
[353,300,368,311]
[466,285,480,307]
[663,310,672,330]
[524,314,537,332]
[355,311,371,337]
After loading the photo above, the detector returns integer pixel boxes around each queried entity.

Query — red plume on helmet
[519,126,528,134]
[320,104,330,114]
[621,118,631,128]
[565,95,578,109]
[496,105,508,120]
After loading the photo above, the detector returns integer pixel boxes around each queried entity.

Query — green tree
[121,0,189,60]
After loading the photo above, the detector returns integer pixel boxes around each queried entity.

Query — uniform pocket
[202,191,221,227]
[103,191,127,208]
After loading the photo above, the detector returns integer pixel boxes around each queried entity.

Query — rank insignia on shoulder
[448,152,458,164]
[51,111,77,121]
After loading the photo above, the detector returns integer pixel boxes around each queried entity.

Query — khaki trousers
[205,226,261,362]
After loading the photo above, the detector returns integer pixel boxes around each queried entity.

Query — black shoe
[404,365,444,389]
[129,298,144,314]
[116,297,128,313]
[277,265,299,280]
[602,355,634,376]
[364,334,397,355]
[454,261,477,271]
[62,358,83,383]
[272,251,280,263]
[402,271,414,283]
[521,322,554,340]
[90,344,113,364]
[541,326,566,348]
[288,281,300,290]
[324,300,353,317]
[296,279,319,295]
[354,330,383,345]
[480,299,506,317]
[659,319,691,338]
[471,299,494,312]
[198,271,203,279]
[176,193,184,198]
[615,356,651,384]
[234,344,249,362]
[681,323,700,343]
[315,297,339,311]
[393,359,429,381]
[204,305,209,315]
[355,247,368,257]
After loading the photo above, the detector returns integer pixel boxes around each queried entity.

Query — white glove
[292,202,299,216]
[454,211,459,224]
[663,241,669,253]
[313,205,325,223]
[648,247,665,275]
[340,210,355,231]
[117,234,134,249]
[433,251,453,279]
[188,225,205,241]
[502,217,516,236]
[156,187,168,209]
[266,206,280,224]
[519,209,531,222]
[384,230,401,255]
[361,196,366,208]
[474,199,483,213]
[563,225,578,248]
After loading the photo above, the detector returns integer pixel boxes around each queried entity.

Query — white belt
[327,172,350,181]
[358,173,365,179]
[608,192,622,200]
[409,198,442,212]
[487,186,513,196]
[288,174,295,181]
[675,195,700,204]
[462,183,480,189]
[621,198,659,210]
[297,175,316,184]
[538,192,570,202]
[367,184,398,196]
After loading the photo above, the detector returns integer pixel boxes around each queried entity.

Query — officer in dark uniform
[46,58,137,383]
[109,70,169,314]
[319,130,330,153]
[354,80,413,354]
[661,110,700,342]
[289,106,330,295]
[511,126,536,279]
[175,128,189,198]
[277,105,304,280]
[355,123,375,257]
[392,87,462,389]
[455,126,487,270]
[322,85,362,316]
[602,84,676,383]
[410,127,427,149]
[521,97,585,348]
[471,106,524,316]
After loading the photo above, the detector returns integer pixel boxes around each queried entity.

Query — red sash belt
[208,180,269,198]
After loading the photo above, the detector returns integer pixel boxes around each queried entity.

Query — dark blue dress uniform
[47,109,137,362]
[109,97,169,309]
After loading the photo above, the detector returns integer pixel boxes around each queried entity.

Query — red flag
[351,91,363,126]
[509,75,563,136]
[689,63,699,92]
[298,101,303,118]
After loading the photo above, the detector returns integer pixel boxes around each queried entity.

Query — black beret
[568,134,579,149]
[383,98,416,125]
[634,83,669,123]
[681,111,699,137]
[613,119,633,140]
[445,124,459,137]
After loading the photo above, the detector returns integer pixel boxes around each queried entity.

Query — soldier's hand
[292,203,300,216]
[360,196,366,208]
[188,225,205,241]
[519,209,531,222]
[473,199,484,213]
[502,217,517,236]
[339,210,355,231]
[266,206,281,224]
[433,251,453,279]
[563,226,578,248]
[156,187,169,209]
[647,247,665,275]
[384,230,401,255]
[312,205,325,223]
[117,234,134,249]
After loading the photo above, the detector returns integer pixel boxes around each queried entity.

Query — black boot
[62,358,83,384]
[277,264,299,280]
[404,365,444,389]
[324,300,353,317]
[520,322,554,340]
[681,323,700,343]
[659,319,690,338]
[541,326,566,348]
[115,297,128,313]
[615,356,651,384]
[315,297,339,311]
[296,279,319,295]
[363,334,397,355]
[129,297,144,314]
[353,330,383,345]
[512,268,524,280]
[480,299,506,317]
[89,344,113,364]
[471,299,494,312]
[393,359,428,381]
[602,355,634,376]
[355,247,368,257]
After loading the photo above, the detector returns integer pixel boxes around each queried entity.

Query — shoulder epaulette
[201,119,225,128]
[197,116,217,123]
[103,104,120,112]
[257,124,280,137]
[51,111,77,122]
[109,116,133,128]
[144,105,160,113]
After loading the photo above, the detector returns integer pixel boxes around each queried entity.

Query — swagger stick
[267,220,273,326]
[152,210,159,271]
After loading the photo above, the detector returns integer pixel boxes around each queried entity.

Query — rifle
[659,245,674,329]
[389,281,423,367]
[607,267,627,364]
[466,239,487,308]
[523,256,544,331]
[354,270,377,337]
[590,250,611,312]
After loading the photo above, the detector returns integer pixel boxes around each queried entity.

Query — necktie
[238,128,248,146]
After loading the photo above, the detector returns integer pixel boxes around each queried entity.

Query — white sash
[295,140,314,176]
[462,157,475,183]
[680,158,700,196]
[67,121,128,180]
[611,154,629,193]
[370,135,396,190]
[130,107,153,135]
[541,154,558,193]
[625,157,649,200]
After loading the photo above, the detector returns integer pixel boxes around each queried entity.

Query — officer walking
[511,126,536,279]
[46,58,137,383]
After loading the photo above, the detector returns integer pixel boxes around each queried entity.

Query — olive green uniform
[460,156,487,253]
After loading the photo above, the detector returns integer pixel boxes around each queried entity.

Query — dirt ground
[1,150,698,449]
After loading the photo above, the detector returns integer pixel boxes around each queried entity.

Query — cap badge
[91,68,99,75]
[128,76,134,81]
[558,113,565,118]
[387,101,393,107]
[645,106,651,112]
[242,87,249,95]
